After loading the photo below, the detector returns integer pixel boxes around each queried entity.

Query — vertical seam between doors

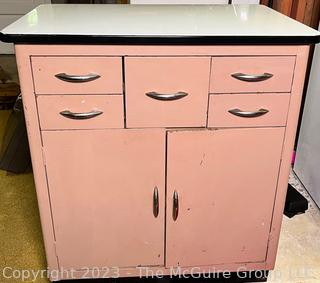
[164,130,168,267]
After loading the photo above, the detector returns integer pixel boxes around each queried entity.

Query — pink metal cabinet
[13,44,309,280]
[166,128,285,267]
[42,129,166,270]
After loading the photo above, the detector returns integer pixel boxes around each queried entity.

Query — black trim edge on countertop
[1,33,320,45]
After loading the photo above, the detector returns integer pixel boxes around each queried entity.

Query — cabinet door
[42,129,165,269]
[166,128,285,267]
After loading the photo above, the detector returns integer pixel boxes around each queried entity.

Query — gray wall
[294,23,320,208]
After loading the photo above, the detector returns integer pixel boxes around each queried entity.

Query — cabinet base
[60,271,269,283]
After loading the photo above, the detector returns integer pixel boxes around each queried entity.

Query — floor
[267,174,320,283]
[0,55,320,283]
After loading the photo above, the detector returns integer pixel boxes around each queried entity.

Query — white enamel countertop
[1,4,319,44]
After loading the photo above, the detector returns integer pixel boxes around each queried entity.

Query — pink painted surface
[42,129,165,270]
[210,56,296,93]
[125,57,210,128]
[208,94,290,128]
[166,128,285,268]
[37,95,124,130]
[31,56,123,94]
[15,46,59,272]
[17,44,303,56]
[265,46,309,269]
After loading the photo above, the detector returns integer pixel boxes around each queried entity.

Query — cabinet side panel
[15,45,59,271]
[265,46,310,269]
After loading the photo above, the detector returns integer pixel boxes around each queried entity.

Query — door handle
[59,110,103,120]
[173,190,179,221]
[231,72,273,82]
[146,91,188,101]
[228,108,269,118]
[153,186,159,218]
[55,72,101,83]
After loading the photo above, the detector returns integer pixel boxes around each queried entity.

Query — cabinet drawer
[210,57,295,93]
[208,94,290,127]
[37,95,124,130]
[125,57,210,128]
[32,57,123,94]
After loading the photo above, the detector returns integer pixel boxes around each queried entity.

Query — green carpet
[0,110,48,283]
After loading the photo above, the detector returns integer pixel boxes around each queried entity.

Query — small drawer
[210,56,295,93]
[37,95,124,130]
[208,94,290,128]
[32,57,123,94]
[125,57,210,128]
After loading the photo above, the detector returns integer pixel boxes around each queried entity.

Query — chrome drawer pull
[228,108,269,118]
[173,190,179,221]
[231,72,273,82]
[55,73,101,83]
[146,91,188,101]
[59,110,103,120]
[153,186,159,218]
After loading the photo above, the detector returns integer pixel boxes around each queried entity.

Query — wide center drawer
[32,56,123,95]
[125,57,211,128]
[37,95,124,130]
[210,56,295,93]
